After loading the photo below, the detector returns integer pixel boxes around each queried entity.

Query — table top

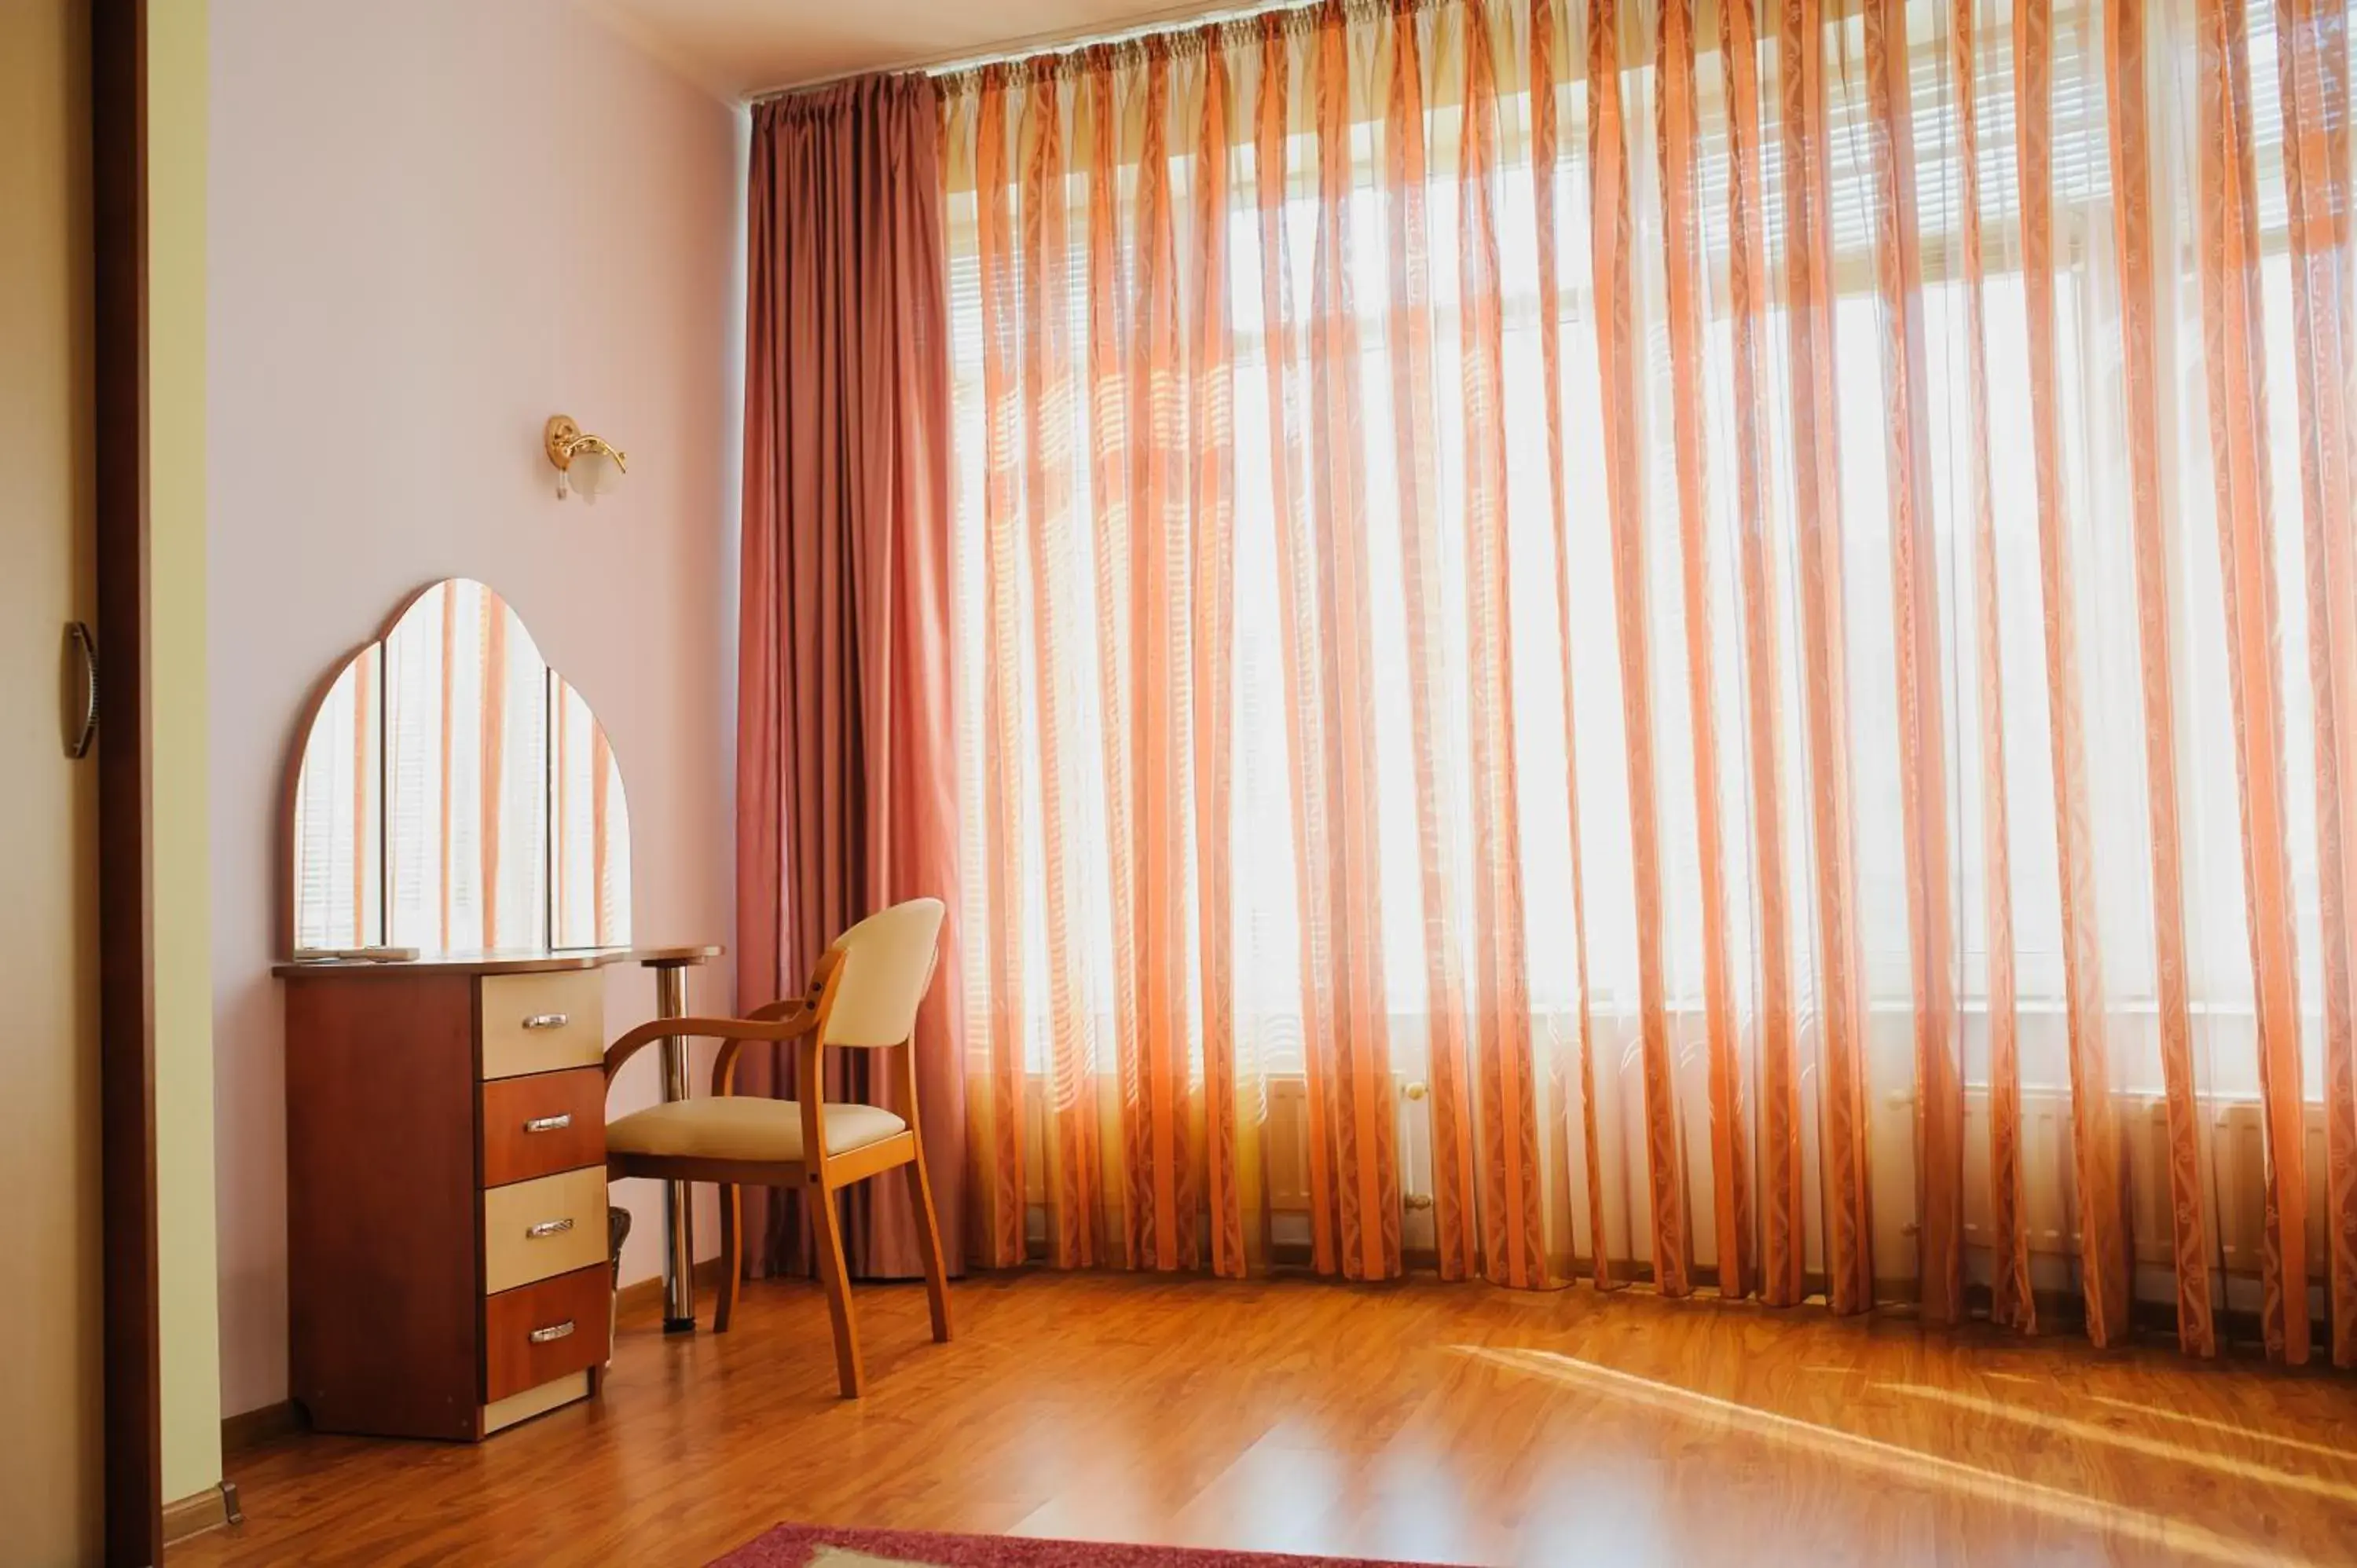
[273,943,724,980]
[633,943,724,968]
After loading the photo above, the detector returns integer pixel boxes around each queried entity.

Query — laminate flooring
[172,1270,2357,1566]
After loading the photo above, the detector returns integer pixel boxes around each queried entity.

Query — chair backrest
[821,897,945,1048]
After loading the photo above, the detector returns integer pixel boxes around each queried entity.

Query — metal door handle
[521,1013,570,1031]
[528,1321,577,1344]
[526,1218,575,1240]
[522,1113,573,1134]
[62,623,97,760]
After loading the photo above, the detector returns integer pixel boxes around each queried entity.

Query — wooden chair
[602,898,952,1397]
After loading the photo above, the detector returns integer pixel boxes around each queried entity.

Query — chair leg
[805,1177,864,1398]
[714,1183,742,1334]
[905,1152,952,1343]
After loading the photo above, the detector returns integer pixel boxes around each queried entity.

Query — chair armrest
[709,1004,820,1096]
[600,1013,816,1086]
[743,996,805,1024]
[712,950,847,1096]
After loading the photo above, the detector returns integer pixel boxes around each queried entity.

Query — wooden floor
[174,1271,2357,1567]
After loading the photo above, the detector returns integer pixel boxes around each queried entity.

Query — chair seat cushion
[606,1097,907,1164]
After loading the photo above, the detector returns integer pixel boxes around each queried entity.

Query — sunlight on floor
[2084,1390,2357,1464]
[1451,1344,2306,1568]
[1867,1380,2357,1505]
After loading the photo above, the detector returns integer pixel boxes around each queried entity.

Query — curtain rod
[744,0,1319,102]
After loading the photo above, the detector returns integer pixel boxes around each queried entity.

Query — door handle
[62,622,97,760]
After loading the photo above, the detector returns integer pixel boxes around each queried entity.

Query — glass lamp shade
[569,445,621,504]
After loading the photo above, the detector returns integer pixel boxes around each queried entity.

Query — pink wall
[208,0,742,1416]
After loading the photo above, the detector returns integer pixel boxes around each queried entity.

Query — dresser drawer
[482,1166,608,1293]
[483,1369,592,1436]
[479,970,605,1081]
[482,1068,606,1188]
[483,1264,609,1405]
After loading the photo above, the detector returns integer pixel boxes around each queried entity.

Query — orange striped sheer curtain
[939,0,2357,1365]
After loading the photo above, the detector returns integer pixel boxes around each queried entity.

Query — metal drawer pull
[522,1113,573,1134]
[520,1013,570,1031]
[526,1218,576,1240]
[528,1321,577,1344]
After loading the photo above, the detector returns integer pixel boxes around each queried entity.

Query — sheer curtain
[939,0,2357,1365]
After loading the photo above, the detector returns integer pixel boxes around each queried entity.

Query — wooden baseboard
[614,1255,729,1320]
[163,1480,242,1545]
[222,1398,305,1458]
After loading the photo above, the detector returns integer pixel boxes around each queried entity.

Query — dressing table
[277,579,719,1440]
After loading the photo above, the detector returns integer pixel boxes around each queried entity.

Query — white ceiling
[585,0,1241,100]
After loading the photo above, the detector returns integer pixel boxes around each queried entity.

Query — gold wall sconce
[544,415,627,503]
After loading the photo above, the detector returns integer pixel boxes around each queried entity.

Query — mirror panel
[551,675,632,950]
[284,578,633,958]
[290,645,383,951]
[383,580,551,953]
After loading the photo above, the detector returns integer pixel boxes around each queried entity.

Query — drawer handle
[528,1320,577,1345]
[526,1218,576,1240]
[522,1113,574,1134]
[520,1013,570,1031]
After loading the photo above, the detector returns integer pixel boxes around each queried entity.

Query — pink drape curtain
[737,73,966,1280]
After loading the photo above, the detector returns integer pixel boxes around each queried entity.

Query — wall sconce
[544,415,627,504]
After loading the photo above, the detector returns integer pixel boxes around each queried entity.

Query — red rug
[710,1524,1448,1567]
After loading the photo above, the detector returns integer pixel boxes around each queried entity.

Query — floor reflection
[1868,1380,2357,1505]
[1454,1344,2304,1568]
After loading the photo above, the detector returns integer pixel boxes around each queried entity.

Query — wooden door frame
[91,1,164,1562]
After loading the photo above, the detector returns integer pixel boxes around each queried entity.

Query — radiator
[1015,1066,2331,1286]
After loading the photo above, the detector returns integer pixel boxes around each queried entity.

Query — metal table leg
[638,950,715,1333]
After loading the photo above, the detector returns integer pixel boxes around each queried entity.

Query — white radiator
[1017,1064,2332,1292]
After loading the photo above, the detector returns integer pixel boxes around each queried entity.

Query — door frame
[91,1,164,1562]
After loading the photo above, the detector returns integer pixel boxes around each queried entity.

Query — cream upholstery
[823,897,946,1048]
[606,1096,908,1164]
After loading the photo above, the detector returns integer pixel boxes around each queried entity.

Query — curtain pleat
[2011,0,2128,1346]
[1591,0,1696,1299]
[1864,0,1966,1328]
[1457,1,1539,1288]
[1017,72,1102,1272]
[1720,0,1805,1310]
[933,0,2357,1365]
[1777,0,1877,1317]
[972,75,1032,1269]
[1951,0,2033,1335]
[2104,0,2219,1358]
[1132,43,1204,1273]
[1191,43,1251,1279]
[1252,25,1337,1278]
[2275,0,2355,1368]
[1528,0,1617,1295]
[1080,59,1145,1269]
[1382,10,1487,1288]
[2198,0,2304,1364]
[1311,13,1406,1282]
[1654,0,1750,1302]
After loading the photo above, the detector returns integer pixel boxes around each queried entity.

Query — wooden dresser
[279,954,623,1441]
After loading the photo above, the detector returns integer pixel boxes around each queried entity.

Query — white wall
[208,0,742,1418]
[155,0,225,1504]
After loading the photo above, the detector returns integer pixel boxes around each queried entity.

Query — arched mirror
[285,578,632,958]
